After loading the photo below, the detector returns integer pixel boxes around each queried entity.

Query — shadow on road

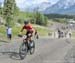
[0,51,21,60]
[65,39,71,44]
[0,39,9,43]
[64,46,75,63]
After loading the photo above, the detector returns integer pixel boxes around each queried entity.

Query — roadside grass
[0,25,52,38]
[35,27,52,36]
[0,25,6,36]
[72,32,75,37]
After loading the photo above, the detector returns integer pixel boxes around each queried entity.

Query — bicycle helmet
[24,20,29,24]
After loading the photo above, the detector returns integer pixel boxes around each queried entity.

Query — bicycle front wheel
[19,42,27,60]
[29,40,35,55]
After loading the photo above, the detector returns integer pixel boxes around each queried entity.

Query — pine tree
[0,2,2,15]
[35,11,48,26]
[3,0,16,26]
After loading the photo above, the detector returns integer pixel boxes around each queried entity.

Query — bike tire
[19,42,27,60]
[29,40,35,55]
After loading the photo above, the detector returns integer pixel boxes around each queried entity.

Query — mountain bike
[18,34,35,60]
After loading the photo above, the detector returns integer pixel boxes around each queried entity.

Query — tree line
[0,0,48,26]
[45,14,75,19]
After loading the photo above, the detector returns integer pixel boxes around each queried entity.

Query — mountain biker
[20,20,37,42]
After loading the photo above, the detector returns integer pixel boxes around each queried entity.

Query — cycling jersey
[21,24,34,32]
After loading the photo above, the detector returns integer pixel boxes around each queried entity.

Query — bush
[35,12,48,26]
[17,19,24,24]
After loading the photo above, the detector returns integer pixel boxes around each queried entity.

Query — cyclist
[20,20,37,42]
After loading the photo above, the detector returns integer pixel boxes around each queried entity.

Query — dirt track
[0,38,74,63]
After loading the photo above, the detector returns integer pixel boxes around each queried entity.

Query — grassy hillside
[0,24,52,38]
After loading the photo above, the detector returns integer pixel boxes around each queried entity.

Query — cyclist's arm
[34,29,38,35]
[34,28,38,36]
[21,26,25,32]
[32,27,37,35]
[34,29,39,39]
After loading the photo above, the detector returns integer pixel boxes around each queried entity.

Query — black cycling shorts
[26,31,33,38]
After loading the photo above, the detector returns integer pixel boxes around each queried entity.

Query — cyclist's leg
[23,31,29,43]
[26,31,33,50]
[25,31,29,41]
[27,31,33,42]
[29,31,33,42]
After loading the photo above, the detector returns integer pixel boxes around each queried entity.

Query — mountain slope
[44,0,75,14]
[23,2,52,12]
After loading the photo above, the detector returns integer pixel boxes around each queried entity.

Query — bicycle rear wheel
[19,42,27,60]
[29,40,35,55]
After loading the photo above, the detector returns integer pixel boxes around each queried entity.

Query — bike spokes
[29,41,35,55]
[19,43,27,60]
